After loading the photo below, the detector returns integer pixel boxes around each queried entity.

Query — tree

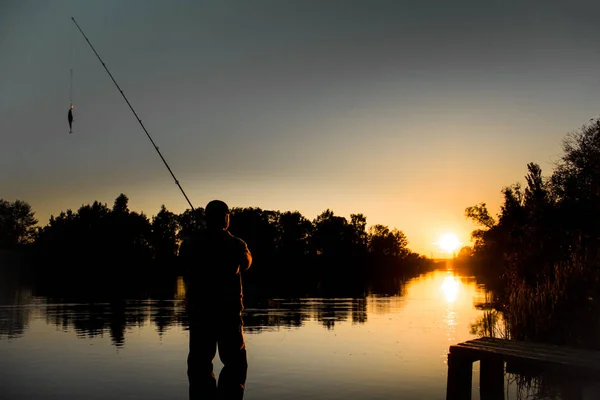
[0,199,38,248]
[551,118,600,259]
[465,203,496,229]
[229,207,279,266]
[349,213,368,257]
[367,224,409,259]
[457,246,474,259]
[311,210,353,259]
[276,211,313,260]
[112,193,130,215]
[151,205,180,263]
[178,208,205,243]
[34,195,153,280]
[552,118,600,203]
[465,202,499,254]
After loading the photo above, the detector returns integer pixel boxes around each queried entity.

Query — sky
[2,0,600,257]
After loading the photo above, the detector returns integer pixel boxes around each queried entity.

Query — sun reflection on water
[440,275,460,303]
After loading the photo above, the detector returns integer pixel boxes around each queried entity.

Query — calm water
[0,266,553,400]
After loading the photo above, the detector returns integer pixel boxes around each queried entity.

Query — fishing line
[68,21,75,134]
[70,17,195,211]
[70,20,75,106]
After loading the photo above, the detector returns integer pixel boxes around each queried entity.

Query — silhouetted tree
[464,116,600,349]
[35,196,152,286]
[457,246,474,260]
[112,193,130,215]
[26,193,434,295]
[350,213,368,255]
[0,199,38,249]
[150,205,180,265]
[311,210,352,259]
[178,208,205,242]
[367,224,408,259]
[276,211,313,262]
[229,207,279,267]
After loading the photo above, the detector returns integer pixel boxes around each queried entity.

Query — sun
[437,233,462,254]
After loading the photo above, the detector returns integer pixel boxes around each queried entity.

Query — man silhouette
[180,200,252,399]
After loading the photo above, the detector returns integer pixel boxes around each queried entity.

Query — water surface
[0,267,508,399]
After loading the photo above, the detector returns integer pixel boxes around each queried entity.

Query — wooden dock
[446,337,600,400]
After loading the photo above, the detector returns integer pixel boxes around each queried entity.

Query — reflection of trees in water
[469,308,507,339]
[2,272,414,346]
[151,300,187,337]
[504,372,599,400]
[367,275,409,297]
[470,289,508,339]
[352,297,367,324]
[31,294,396,344]
[0,256,34,339]
[38,297,372,342]
[244,297,370,332]
[42,300,185,348]
[317,299,349,330]
[0,305,32,339]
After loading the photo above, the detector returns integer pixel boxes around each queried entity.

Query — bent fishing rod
[71,17,195,212]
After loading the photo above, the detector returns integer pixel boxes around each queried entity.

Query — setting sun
[437,233,462,254]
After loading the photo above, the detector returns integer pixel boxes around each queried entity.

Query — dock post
[480,358,504,400]
[446,351,473,400]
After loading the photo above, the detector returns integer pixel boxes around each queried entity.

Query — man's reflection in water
[187,315,248,400]
[180,200,253,400]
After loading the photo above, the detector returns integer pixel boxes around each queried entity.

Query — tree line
[0,194,432,295]
[460,116,600,348]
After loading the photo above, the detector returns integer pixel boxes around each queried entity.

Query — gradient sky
[3,0,600,257]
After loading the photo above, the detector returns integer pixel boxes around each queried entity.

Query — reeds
[504,254,600,348]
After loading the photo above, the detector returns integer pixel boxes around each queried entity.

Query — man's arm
[240,241,252,271]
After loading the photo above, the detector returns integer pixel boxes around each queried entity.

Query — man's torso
[183,229,249,315]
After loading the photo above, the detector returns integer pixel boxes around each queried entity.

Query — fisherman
[180,200,252,399]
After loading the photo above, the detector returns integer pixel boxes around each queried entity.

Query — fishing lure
[68,102,74,134]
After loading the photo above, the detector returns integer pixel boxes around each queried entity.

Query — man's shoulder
[226,231,248,248]
[188,230,248,252]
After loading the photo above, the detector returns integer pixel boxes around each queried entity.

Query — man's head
[205,200,230,230]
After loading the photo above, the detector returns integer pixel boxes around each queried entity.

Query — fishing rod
[71,17,195,212]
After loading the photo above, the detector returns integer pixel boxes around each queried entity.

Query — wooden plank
[477,337,569,350]
[472,337,596,359]
[456,342,572,363]
[456,339,600,364]
[453,344,597,371]
[449,345,600,379]
[475,337,600,360]
[467,338,579,357]
[455,341,600,368]
[454,343,600,370]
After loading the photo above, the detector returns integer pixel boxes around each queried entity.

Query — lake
[0,265,549,399]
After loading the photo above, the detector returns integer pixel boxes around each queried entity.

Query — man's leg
[188,323,218,399]
[217,315,248,399]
